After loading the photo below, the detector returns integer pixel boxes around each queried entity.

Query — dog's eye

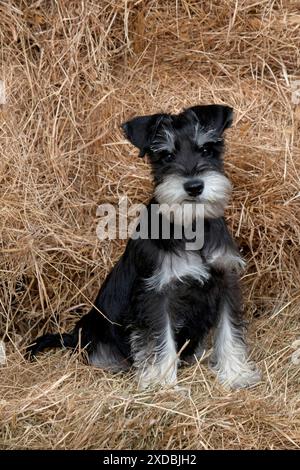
[163,153,175,163]
[202,144,212,157]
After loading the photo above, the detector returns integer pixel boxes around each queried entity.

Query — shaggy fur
[28,105,260,390]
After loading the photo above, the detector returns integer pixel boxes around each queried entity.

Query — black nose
[184,180,204,197]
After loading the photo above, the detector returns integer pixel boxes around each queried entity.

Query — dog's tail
[26,332,77,359]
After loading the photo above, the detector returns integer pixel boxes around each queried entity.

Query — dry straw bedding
[0,0,299,450]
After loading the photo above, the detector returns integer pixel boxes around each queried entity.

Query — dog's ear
[188,105,233,135]
[122,114,166,157]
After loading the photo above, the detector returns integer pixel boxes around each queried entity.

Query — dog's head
[122,105,233,219]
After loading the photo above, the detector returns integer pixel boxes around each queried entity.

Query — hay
[0,0,299,449]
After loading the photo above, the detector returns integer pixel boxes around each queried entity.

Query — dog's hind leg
[88,341,131,372]
[27,239,137,364]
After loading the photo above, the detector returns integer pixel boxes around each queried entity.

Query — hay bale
[0,0,299,449]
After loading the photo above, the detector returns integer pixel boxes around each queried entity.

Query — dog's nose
[184,180,204,197]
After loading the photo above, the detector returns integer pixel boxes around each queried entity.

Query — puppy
[28,104,260,390]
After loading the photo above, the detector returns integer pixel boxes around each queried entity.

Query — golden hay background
[0,0,299,449]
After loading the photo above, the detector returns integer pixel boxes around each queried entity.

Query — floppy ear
[122,113,166,157]
[188,104,233,135]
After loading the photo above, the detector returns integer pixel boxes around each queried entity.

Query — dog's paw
[172,385,190,397]
[215,362,261,389]
[137,359,178,391]
[138,372,178,391]
[211,362,261,389]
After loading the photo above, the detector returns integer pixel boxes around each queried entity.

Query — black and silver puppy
[28,104,260,390]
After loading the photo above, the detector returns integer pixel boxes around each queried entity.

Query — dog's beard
[154,171,232,220]
[158,201,200,226]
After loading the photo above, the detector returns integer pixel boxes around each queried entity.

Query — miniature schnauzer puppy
[28,104,260,390]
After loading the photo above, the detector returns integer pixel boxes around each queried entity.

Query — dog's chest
[145,251,209,291]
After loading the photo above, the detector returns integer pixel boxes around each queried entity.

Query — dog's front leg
[211,274,260,389]
[131,310,178,390]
